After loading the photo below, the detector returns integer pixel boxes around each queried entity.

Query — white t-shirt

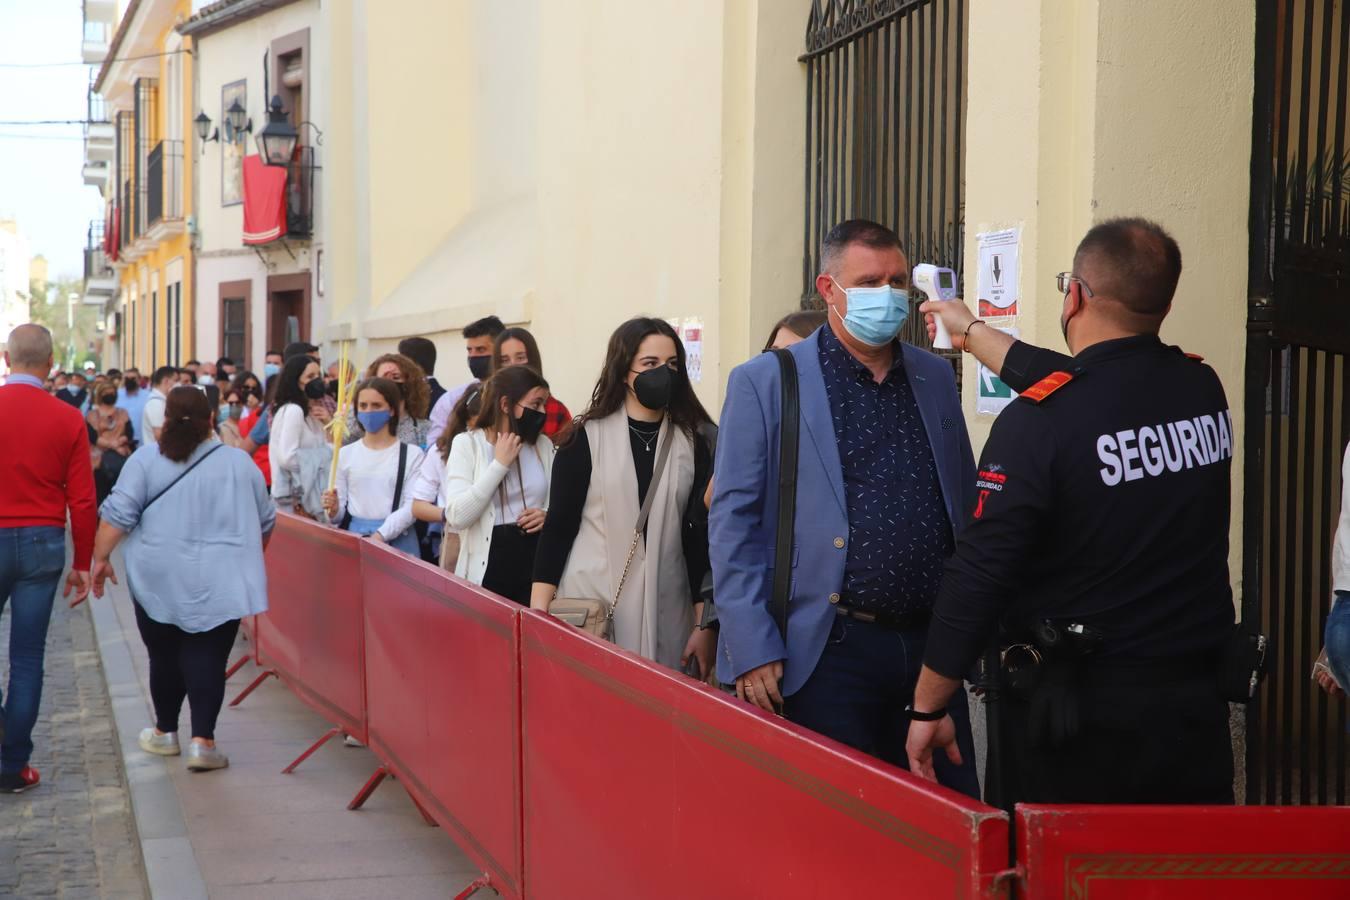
[333,440,426,541]
[141,389,167,448]
[412,447,446,506]
[269,402,329,498]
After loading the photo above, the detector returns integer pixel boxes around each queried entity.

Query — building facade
[0,221,33,363]
[180,0,323,377]
[315,0,1348,803]
[92,0,196,375]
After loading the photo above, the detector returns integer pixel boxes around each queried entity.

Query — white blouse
[269,403,329,499]
[332,440,426,541]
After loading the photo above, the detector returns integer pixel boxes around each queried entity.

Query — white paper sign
[976,325,1019,415]
[976,227,1021,317]
[675,317,704,384]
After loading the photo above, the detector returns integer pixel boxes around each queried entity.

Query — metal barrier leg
[228,669,275,707]
[407,791,438,828]
[281,726,343,775]
[452,875,492,900]
[348,766,389,810]
[224,654,250,680]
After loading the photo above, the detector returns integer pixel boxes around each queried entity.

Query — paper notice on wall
[675,317,704,383]
[976,227,1021,317]
[976,325,1019,415]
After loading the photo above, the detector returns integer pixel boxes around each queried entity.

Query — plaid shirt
[543,396,573,439]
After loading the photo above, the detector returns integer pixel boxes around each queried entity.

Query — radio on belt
[911,263,958,350]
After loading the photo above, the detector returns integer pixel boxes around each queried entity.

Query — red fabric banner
[242,154,287,245]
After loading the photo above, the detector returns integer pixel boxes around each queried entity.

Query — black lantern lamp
[257,95,299,166]
[194,110,218,143]
[225,97,251,141]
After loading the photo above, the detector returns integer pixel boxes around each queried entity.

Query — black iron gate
[1244,0,1350,805]
[800,0,966,352]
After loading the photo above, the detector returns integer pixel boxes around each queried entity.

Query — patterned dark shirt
[818,325,953,615]
[543,396,572,439]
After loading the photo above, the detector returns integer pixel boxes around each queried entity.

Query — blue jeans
[785,615,981,799]
[0,526,66,774]
[1325,592,1350,717]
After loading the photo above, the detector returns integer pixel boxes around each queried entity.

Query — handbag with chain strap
[549,422,676,639]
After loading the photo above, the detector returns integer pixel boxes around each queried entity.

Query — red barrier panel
[360,540,525,899]
[1017,805,1350,898]
[520,612,1010,899]
[252,512,368,744]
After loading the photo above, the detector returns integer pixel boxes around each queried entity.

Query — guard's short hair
[6,324,53,368]
[820,219,904,275]
[462,316,505,341]
[1074,217,1182,318]
[152,365,179,387]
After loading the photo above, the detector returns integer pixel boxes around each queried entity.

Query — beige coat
[557,411,695,669]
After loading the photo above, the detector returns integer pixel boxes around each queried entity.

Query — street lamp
[256,95,298,166]
[194,111,218,143]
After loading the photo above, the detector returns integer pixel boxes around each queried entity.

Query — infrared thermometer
[911,264,959,350]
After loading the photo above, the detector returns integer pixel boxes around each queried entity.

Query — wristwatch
[905,704,948,722]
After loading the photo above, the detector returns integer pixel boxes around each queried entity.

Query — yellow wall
[116,0,194,372]
[323,0,811,413]
[962,0,1255,596]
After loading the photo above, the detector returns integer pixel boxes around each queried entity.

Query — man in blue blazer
[710,219,979,796]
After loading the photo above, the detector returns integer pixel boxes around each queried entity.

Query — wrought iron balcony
[146,140,184,230]
[286,146,318,239]
[84,220,115,295]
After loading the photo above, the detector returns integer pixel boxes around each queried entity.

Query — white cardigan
[443,429,555,585]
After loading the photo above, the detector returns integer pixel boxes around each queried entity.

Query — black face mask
[513,406,547,444]
[631,365,674,411]
[303,378,328,400]
[99,392,117,406]
[468,355,492,380]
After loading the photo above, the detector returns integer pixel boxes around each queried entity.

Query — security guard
[906,217,1236,807]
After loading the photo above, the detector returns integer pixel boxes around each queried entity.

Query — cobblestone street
[0,596,148,899]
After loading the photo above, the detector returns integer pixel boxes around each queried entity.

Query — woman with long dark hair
[492,327,572,440]
[531,317,715,677]
[444,366,555,604]
[92,386,274,771]
[269,355,331,503]
[411,385,483,569]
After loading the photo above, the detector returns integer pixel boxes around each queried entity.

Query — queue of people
[4,212,1348,816]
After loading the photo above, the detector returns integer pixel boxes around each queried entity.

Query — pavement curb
[88,576,210,900]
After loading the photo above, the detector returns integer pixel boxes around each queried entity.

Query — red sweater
[0,382,98,569]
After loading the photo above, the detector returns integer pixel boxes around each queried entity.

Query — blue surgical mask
[357,409,393,435]
[218,403,231,421]
[830,277,909,347]
[263,362,281,378]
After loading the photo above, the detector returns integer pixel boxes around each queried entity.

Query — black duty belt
[834,602,931,632]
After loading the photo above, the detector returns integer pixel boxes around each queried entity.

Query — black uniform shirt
[924,335,1236,679]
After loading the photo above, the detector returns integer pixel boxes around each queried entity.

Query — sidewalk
[90,554,489,899]
[0,591,147,899]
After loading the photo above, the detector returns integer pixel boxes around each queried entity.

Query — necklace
[628,423,659,453]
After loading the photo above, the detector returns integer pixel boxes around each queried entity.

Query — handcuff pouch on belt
[998,619,1104,750]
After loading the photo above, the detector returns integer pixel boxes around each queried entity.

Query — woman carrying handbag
[531,318,715,679]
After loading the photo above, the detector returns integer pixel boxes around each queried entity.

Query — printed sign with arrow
[977,227,1020,317]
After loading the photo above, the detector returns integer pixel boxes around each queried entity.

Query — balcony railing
[286,146,318,238]
[146,140,184,229]
[121,178,133,249]
[84,220,112,281]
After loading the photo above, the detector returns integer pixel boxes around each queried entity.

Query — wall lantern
[257,95,298,166]
[225,97,252,140]
[194,111,218,143]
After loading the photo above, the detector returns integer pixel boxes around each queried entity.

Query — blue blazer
[709,329,977,696]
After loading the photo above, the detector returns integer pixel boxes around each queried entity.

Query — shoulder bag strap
[391,442,409,514]
[771,348,799,641]
[142,443,224,517]
[610,421,677,618]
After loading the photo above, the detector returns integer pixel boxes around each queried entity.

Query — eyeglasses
[1055,272,1095,297]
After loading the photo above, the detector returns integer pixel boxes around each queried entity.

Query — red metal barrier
[519,611,1010,899]
[1017,805,1350,898]
[239,513,369,752]
[360,540,525,900]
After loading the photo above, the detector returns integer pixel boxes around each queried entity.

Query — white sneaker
[139,728,181,756]
[343,735,365,748]
[185,742,229,771]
